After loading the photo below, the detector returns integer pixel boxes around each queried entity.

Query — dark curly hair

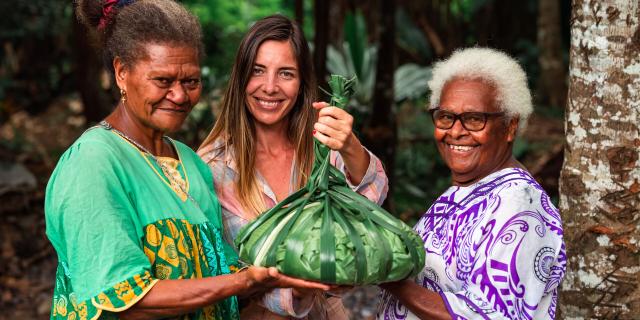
[75,0,204,73]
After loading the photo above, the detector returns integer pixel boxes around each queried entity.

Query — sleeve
[45,140,158,315]
[330,148,389,205]
[439,185,565,320]
[259,288,315,318]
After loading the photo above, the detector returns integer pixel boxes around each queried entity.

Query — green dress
[45,127,240,320]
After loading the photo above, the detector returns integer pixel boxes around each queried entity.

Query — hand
[243,266,331,296]
[312,102,357,153]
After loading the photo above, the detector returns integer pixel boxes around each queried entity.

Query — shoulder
[483,168,548,203]
[197,138,235,175]
[53,128,123,172]
[483,168,563,233]
[172,139,199,162]
[45,129,131,223]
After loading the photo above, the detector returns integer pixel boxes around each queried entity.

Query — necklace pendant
[99,120,113,130]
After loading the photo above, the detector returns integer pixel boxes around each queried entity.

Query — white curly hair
[427,47,533,134]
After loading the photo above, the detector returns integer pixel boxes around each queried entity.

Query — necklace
[99,120,202,210]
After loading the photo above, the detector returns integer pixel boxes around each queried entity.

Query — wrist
[340,133,363,157]
[239,267,256,294]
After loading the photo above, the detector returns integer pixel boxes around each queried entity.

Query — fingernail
[312,130,316,135]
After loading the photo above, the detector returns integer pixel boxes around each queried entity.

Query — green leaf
[394,64,432,101]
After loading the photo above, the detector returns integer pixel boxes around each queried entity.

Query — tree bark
[313,0,330,85]
[559,1,640,318]
[363,0,396,212]
[295,0,304,26]
[537,0,567,108]
[72,7,113,123]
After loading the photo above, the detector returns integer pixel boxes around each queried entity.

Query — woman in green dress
[44,1,328,319]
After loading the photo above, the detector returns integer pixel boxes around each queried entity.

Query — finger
[318,106,353,123]
[266,267,280,278]
[278,275,331,291]
[318,109,354,134]
[329,285,354,290]
[313,129,341,150]
[312,101,329,110]
[317,116,352,135]
[314,122,348,144]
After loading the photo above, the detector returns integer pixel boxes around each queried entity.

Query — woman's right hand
[242,266,331,297]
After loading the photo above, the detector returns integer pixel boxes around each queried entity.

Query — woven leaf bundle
[235,75,425,284]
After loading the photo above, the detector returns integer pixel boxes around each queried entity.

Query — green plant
[326,11,432,112]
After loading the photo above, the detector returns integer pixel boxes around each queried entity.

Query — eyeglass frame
[428,107,506,132]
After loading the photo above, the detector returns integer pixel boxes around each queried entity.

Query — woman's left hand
[312,102,358,153]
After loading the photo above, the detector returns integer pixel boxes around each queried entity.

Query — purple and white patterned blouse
[378,167,566,320]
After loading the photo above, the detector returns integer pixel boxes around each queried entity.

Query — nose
[167,82,188,105]
[448,118,468,139]
[262,72,279,94]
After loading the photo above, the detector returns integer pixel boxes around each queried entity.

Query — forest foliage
[0,0,569,221]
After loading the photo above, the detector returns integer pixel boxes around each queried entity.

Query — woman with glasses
[377,48,566,319]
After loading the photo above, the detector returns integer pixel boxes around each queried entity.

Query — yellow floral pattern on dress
[50,219,238,319]
[157,157,188,201]
[114,281,135,302]
[56,295,68,317]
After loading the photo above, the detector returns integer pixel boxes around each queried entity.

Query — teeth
[258,99,279,108]
[448,144,474,151]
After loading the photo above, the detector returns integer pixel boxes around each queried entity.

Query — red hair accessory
[98,0,120,31]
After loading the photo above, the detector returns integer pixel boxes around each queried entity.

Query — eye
[280,70,296,79]
[153,78,172,88]
[252,66,264,76]
[437,112,455,121]
[183,78,201,90]
[464,113,486,124]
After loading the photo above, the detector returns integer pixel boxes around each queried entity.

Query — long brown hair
[199,14,317,216]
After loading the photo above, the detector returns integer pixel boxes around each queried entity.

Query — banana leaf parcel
[235,75,425,285]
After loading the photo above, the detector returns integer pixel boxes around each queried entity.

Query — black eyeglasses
[429,108,505,131]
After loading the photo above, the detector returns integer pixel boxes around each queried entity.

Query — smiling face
[245,40,301,128]
[115,43,201,133]
[434,78,518,186]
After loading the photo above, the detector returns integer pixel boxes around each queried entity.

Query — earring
[120,88,127,103]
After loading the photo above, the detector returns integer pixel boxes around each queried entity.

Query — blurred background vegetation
[0,0,570,318]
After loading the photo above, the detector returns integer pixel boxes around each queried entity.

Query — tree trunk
[537,0,567,108]
[294,0,304,26]
[363,0,396,212]
[559,1,640,318]
[313,0,329,85]
[72,8,113,123]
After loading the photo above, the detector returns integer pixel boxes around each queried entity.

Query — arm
[330,148,388,205]
[120,267,330,320]
[336,132,369,184]
[379,280,451,320]
[312,101,370,184]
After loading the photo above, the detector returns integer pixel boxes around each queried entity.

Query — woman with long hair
[198,14,389,319]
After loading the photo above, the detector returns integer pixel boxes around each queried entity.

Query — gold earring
[120,88,127,103]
